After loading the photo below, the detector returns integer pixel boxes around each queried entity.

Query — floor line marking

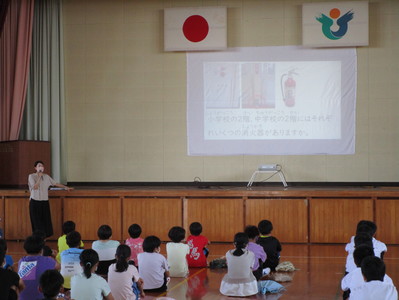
[157,268,207,297]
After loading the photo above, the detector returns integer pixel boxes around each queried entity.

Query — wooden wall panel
[246,198,308,243]
[186,198,244,242]
[375,199,399,244]
[0,197,4,237]
[63,197,122,241]
[123,198,182,242]
[310,198,373,243]
[5,197,31,239]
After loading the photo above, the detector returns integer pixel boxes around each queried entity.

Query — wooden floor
[6,242,399,299]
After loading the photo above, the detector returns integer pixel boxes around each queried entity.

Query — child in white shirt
[350,256,397,300]
[342,245,393,299]
[166,226,190,277]
[138,235,170,293]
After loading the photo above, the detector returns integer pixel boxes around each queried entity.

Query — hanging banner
[164,6,227,51]
[303,1,368,47]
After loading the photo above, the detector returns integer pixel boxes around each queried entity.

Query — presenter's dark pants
[29,199,53,238]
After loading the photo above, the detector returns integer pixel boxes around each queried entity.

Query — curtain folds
[19,0,66,183]
[0,0,34,141]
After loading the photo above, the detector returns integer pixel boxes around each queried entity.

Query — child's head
[39,269,64,298]
[143,235,161,253]
[24,235,45,254]
[80,249,99,279]
[97,224,112,240]
[357,220,377,236]
[62,221,76,235]
[354,232,373,248]
[232,232,249,256]
[115,244,131,272]
[361,256,385,282]
[356,224,373,237]
[353,244,375,267]
[128,224,142,239]
[258,220,273,235]
[168,226,186,243]
[66,231,82,248]
[189,222,203,236]
[244,225,260,240]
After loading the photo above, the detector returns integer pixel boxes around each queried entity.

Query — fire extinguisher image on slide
[281,69,298,107]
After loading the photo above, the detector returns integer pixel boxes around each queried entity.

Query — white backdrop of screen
[187,46,356,155]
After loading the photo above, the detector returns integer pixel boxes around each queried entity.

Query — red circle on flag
[182,15,209,43]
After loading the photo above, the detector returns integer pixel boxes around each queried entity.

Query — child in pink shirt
[125,224,144,266]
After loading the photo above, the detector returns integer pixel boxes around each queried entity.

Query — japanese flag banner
[164,6,227,51]
[303,1,368,47]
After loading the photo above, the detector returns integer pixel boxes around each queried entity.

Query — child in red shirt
[186,222,209,267]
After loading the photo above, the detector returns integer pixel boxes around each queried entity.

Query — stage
[1,185,399,244]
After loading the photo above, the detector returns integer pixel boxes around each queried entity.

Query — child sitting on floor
[57,221,84,263]
[18,235,59,300]
[220,232,258,297]
[39,269,64,300]
[245,225,267,280]
[125,224,144,267]
[108,244,144,300]
[345,220,387,273]
[71,249,114,300]
[60,231,84,290]
[342,244,393,299]
[138,235,170,293]
[167,226,190,277]
[92,224,120,276]
[257,220,282,272]
[350,256,398,300]
[186,222,210,268]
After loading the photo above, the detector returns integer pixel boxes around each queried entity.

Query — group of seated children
[219,219,282,297]
[0,218,282,299]
[341,220,398,300]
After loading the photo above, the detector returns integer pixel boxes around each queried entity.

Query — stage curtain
[0,0,34,141]
[19,0,66,183]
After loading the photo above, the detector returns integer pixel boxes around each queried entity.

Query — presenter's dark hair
[24,235,45,254]
[128,224,142,238]
[354,244,375,267]
[63,221,76,234]
[361,256,385,282]
[34,160,44,167]
[80,249,99,279]
[97,224,112,240]
[66,231,81,248]
[233,232,249,256]
[258,220,273,235]
[168,226,186,243]
[143,235,161,253]
[244,225,260,239]
[189,222,203,236]
[40,269,64,297]
[115,244,131,272]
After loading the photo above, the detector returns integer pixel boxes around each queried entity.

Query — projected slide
[187,46,356,155]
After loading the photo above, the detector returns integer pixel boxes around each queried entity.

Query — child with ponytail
[108,245,144,300]
[70,249,114,300]
[219,232,258,297]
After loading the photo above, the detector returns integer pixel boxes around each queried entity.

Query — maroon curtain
[0,0,34,141]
